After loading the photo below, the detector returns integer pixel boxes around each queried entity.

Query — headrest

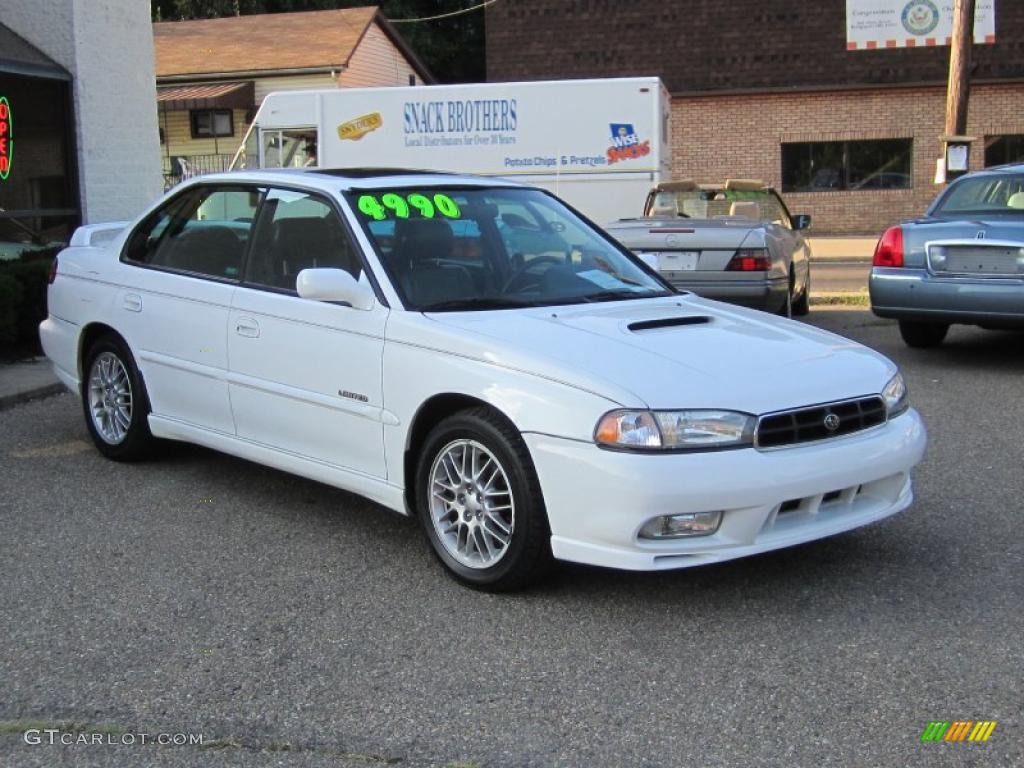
[729,201,761,219]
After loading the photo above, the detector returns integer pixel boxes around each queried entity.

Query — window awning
[156,81,254,111]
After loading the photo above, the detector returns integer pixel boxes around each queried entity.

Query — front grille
[756,396,886,449]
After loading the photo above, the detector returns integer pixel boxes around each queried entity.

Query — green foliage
[0,248,57,360]
[151,0,485,83]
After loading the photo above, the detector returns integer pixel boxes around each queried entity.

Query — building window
[984,135,1024,167]
[782,139,913,192]
[190,109,233,138]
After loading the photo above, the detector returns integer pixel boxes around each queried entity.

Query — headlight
[882,372,909,418]
[595,409,755,451]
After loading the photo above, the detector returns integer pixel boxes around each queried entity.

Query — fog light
[638,511,722,539]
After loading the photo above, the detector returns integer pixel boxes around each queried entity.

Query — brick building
[485,1,1024,235]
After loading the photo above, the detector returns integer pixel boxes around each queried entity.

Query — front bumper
[668,274,788,313]
[524,409,926,571]
[870,267,1024,326]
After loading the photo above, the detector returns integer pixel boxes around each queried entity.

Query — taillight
[48,255,59,284]
[726,248,770,272]
[873,226,904,268]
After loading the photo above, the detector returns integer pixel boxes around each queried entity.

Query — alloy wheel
[428,439,515,569]
[87,351,133,445]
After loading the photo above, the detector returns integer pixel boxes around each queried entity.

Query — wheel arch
[403,393,520,516]
[78,322,127,379]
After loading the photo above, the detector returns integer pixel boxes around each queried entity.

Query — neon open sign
[0,96,11,180]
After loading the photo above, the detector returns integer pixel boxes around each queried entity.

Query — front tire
[898,320,949,348]
[416,408,552,591]
[82,334,155,460]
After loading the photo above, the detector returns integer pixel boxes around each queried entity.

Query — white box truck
[232,77,671,226]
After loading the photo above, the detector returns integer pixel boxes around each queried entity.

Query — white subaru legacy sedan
[40,169,926,590]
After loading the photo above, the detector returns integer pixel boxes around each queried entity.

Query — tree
[151,0,486,83]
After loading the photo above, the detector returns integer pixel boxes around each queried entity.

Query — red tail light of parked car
[873,226,904,268]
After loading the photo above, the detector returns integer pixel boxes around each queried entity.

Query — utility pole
[941,0,976,181]
[945,0,975,137]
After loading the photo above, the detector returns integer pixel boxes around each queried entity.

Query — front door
[227,186,389,478]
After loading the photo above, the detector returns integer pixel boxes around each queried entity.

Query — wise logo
[607,123,650,165]
[920,720,997,742]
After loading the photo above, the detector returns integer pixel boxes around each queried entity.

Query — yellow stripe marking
[980,721,997,741]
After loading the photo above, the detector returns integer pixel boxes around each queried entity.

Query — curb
[0,383,68,412]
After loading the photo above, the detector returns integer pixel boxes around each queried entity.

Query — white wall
[2,0,163,223]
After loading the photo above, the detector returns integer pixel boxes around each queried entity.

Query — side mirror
[296,268,375,310]
[793,214,811,231]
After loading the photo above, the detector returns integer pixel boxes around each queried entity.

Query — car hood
[417,296,895,413]
[605,217,765,251]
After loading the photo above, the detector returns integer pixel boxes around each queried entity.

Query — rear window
[934,174,1024,216]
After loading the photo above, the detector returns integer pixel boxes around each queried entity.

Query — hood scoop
[628,316,711,332]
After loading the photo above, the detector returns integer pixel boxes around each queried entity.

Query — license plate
[656,251,699,271]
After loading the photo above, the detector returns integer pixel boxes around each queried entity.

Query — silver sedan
[604,180,813,317]
[870,164,1024,347]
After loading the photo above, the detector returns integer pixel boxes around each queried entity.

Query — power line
[386,0,498,24]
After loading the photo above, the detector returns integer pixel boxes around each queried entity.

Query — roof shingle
[154,7,378,78]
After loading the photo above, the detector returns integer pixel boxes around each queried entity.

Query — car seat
[390,218,475,306]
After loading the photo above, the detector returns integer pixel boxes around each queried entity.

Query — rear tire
[898,320,949,348]
[792,272,810,316]
[776,273,794,318]
[81,334,155,461]
[415,407,552,591]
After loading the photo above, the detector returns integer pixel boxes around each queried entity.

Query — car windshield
[345,186,672,311]
[933,173,1024,217]
[646,186,790,225]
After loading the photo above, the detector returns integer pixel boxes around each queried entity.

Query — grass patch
[810,291,870,307]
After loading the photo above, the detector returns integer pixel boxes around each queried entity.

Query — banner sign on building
[846,1,995,50]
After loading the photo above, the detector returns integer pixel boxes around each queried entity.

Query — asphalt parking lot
[1,307,1021,768]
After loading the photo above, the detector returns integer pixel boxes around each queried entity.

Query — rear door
[227,186,389,478]
[120,184,263,434]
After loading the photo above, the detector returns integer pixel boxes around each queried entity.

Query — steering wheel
[501,254,566,293]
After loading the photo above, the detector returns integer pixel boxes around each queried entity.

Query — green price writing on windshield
[357,193,461,221]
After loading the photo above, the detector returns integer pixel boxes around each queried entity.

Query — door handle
[123,293,142,313]
[235,317,260,338]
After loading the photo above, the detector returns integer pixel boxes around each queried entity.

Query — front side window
[346,187,672,311]
[782,139,912,192]
[932,173,1024,217]
[191,109,233,138]
[123,186,263,280]
[245,188,360,291]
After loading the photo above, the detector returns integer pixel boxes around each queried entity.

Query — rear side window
[123,186,264,280]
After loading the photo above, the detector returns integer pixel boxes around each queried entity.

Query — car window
[648,187,790,225]
[346,186,671,311]
[935,173,1024,216]
[245,188,360,291]
[124,186,262,280]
